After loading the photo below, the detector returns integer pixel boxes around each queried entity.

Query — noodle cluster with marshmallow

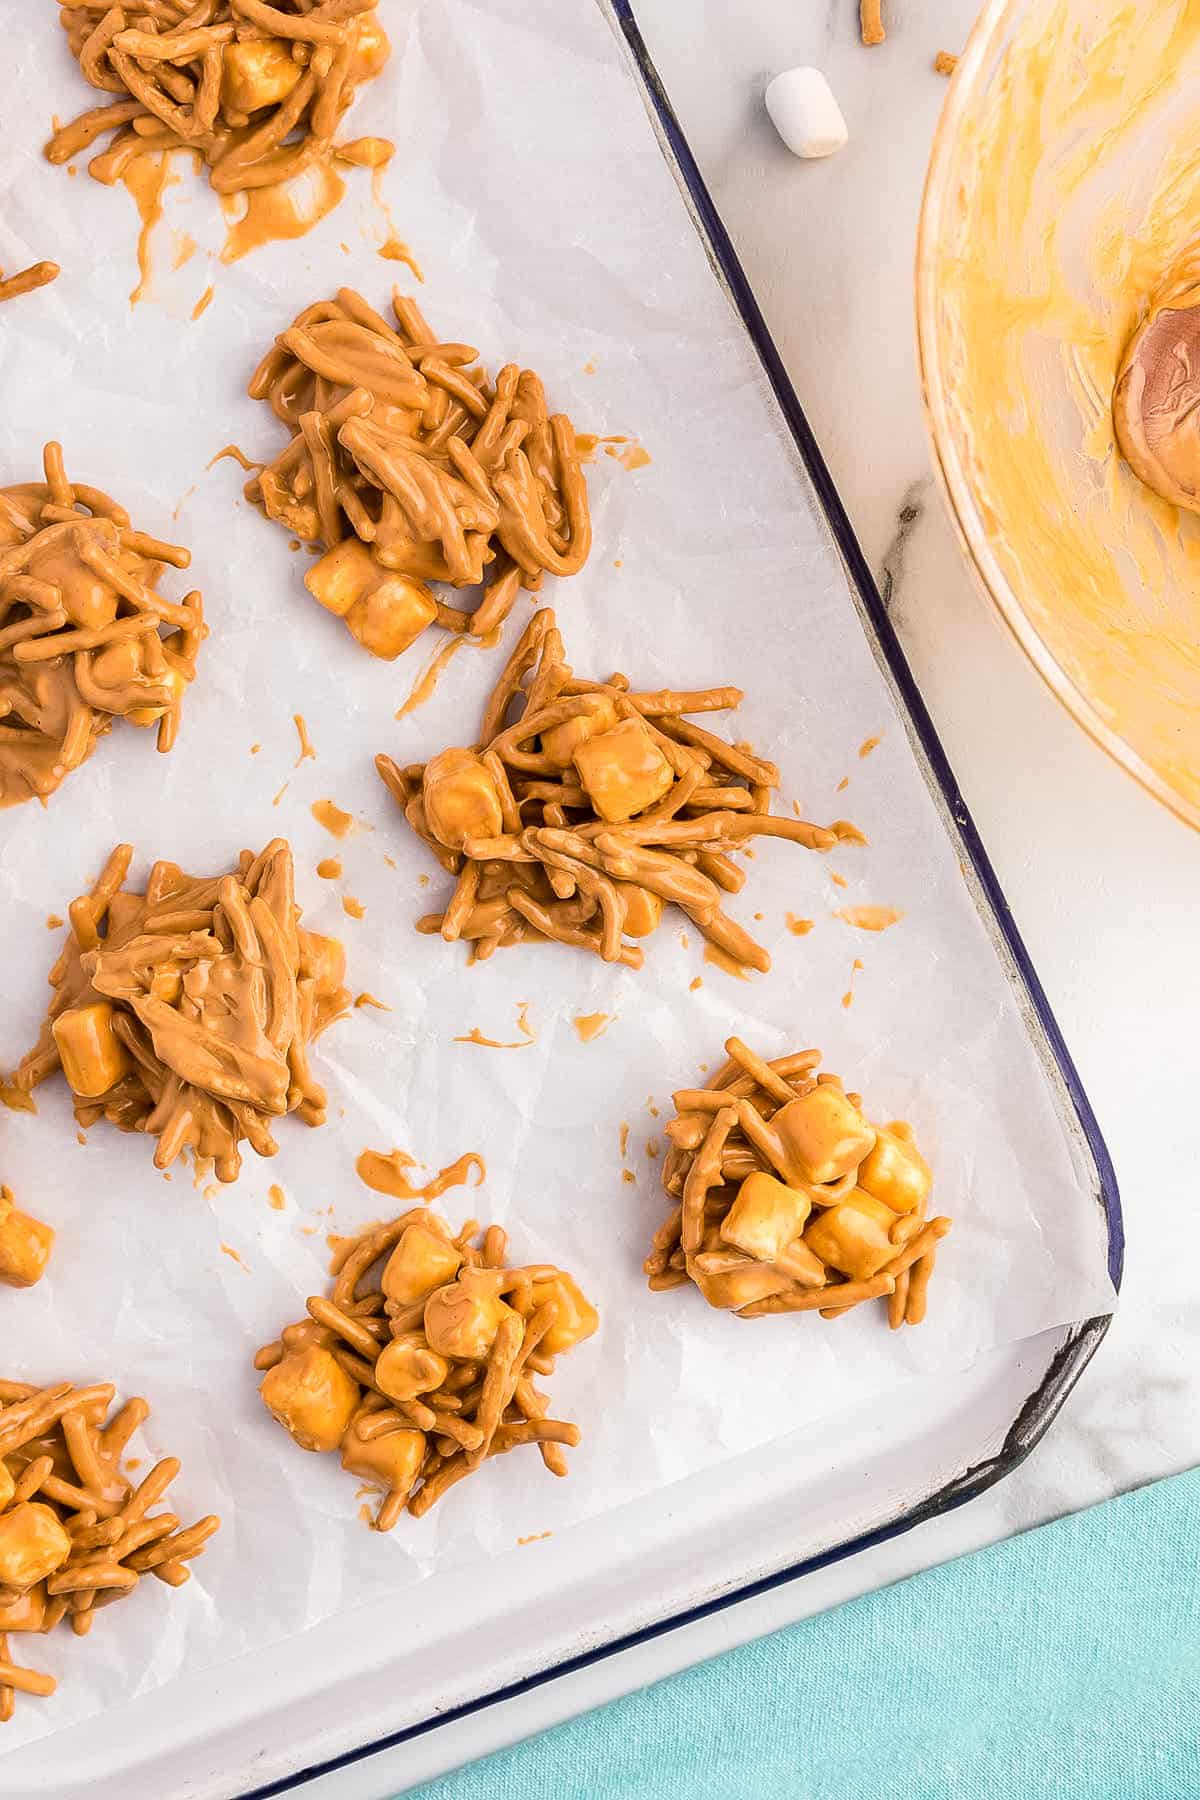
[378,607,843,969]
[647,1036,950,1325]
[0,444,203,808]
[10,839,348,1183]
[245,287,591,658]
[45,1,391,209]
[0,1380,218,1723]
[256,1208,596,1528]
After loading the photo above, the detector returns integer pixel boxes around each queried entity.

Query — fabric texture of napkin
[403,1465,1200,1798]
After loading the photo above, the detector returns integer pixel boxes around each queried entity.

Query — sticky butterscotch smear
[834,905,902,932]
[243,287,592,659]
[0,1379,218,1722]
[293,712,315,764]
[573,1012,611,1042]
[311,798,355,837]
[44,5,392,256]
[355,1147,484,1202]
[0,1187,54,1290]
[255,1208,596,1529]
[9,838,349,1183]
[378,607,839,971]
[0,443,205,808]
[645,1035,949,1329]
[0,262,60,306]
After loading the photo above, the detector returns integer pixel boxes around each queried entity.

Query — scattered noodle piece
[0,1380,218,1721]
[646,1033,948,1328]
[256,1206,596,1527]
[10,838,349,1183]
[377,607,840,972]
[0,443,204,808]
[244,288,591,660]
[860,0,886,46]
[0,263,60,306]
[934,51,958,75]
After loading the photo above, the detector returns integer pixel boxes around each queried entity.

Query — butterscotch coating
[45,6,392,227]
[380,607,843,971]
[9,839,349,1182]
[245,286,591,659]
[647,1035,950,1329]
[255,1208,596,1530]
[0,445,203,808]
[423,1271,519,1363]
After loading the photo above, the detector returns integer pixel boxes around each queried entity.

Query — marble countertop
[628,0,1200,1561]
[321,3,1200,1791]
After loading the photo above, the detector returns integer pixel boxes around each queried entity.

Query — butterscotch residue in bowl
[379,607,838,972]
[244,287,591,661]
[0,443,204,808]
[647,1035,948,1329]
[0,1379,218,1721]
[9,838,349,1182]
[255,1208,596,1529]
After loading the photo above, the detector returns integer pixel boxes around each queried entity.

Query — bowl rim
[914,0,1200,834]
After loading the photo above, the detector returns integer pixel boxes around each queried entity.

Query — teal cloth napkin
[404,1466,1200,1799]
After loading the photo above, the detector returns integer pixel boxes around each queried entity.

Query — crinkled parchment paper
[0,0,1114,1750]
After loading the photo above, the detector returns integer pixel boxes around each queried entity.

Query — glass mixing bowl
[917,0,1200,830]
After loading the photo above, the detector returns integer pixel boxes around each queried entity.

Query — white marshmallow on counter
[764,67,848,159]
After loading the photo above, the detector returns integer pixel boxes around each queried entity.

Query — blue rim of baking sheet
[241,6,1124,1793]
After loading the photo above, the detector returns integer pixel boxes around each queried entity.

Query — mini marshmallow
[764,67,848,160]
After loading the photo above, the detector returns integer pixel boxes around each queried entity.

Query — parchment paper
[0,0,1114,1751]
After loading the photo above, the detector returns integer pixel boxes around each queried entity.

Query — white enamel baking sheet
[0,0,1114,1787]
